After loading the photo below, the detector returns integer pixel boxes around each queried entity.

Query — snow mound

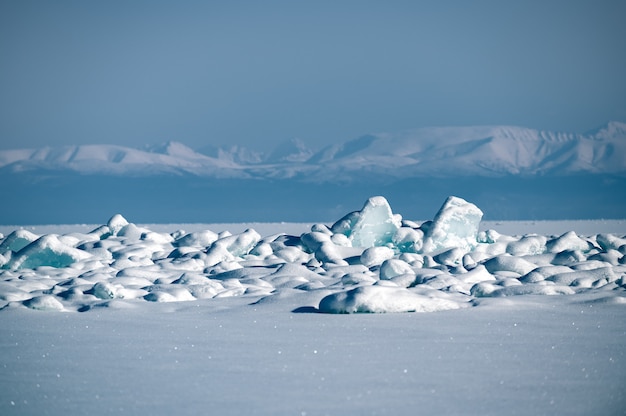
[1,195,625,314]
[318,286,465,314]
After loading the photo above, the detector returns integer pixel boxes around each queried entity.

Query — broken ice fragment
[0,229,40,254]
[5,235,92,270]
[422,196,483,254]
[332,196,402,248]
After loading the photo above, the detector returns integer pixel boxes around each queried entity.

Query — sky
[1,0,625,152]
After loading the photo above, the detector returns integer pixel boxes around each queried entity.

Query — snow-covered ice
[1,196,625,415]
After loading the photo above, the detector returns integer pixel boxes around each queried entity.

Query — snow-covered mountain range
[2,122,625,181]
[2,122,625,224]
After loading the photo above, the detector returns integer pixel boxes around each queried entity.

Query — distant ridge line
[1,122,625,180]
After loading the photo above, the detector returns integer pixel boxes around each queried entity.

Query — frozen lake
[1,197,625,415]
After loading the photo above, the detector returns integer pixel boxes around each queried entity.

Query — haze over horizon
[1,1,625,152]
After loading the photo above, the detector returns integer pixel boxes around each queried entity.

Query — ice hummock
[0,229,39,253]
[1,195,625,317]
[422,196,483,253]
[331,196,402,248]
[3,234,92,270]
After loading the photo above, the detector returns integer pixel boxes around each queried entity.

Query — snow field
[1,291,624,415]
[0,195,625,314]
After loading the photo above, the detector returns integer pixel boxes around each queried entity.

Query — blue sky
[1,0,625,151]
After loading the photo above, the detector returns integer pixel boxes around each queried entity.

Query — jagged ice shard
[422,196,483,253]
[332,196,402,248]
[4,234,92,270]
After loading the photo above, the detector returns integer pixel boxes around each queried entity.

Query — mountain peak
[588,121,626,141]
[1,122,625,179]
[147,141,199,158]
[266,138,314,163]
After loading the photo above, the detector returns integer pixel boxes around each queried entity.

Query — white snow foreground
[1,195,625,314]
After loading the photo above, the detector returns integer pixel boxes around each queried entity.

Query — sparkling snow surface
[1,196,625,415]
